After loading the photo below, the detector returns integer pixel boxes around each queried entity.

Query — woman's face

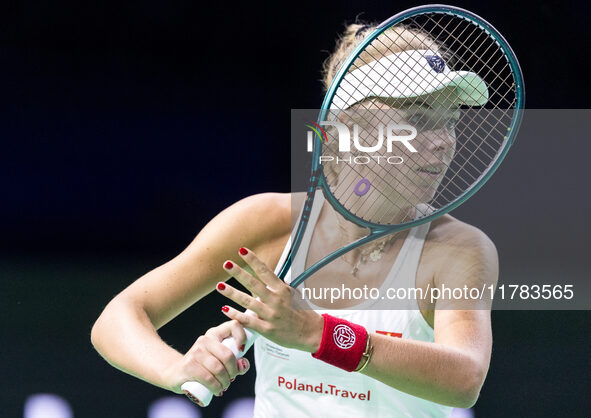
[329,95,459,222]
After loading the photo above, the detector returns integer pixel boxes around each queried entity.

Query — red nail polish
[223,387,227,392]
[218,392,223,397]
[221,306,229,313]
[230,378,235,382]
[224,261,233,269]
[239,344,245,352]
[217,282,226,291]
[239,247,248,256]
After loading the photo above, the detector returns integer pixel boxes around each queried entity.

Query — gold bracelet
[354,332,374,372]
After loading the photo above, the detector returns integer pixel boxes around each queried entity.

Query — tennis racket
[182,4,524,406]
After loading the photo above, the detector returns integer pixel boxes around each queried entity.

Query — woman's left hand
[216,247,324,353]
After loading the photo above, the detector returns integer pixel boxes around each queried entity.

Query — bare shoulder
[427,215,497,252]
[226,192,292,234]
[204,192,293,260]
[424,214,499,288]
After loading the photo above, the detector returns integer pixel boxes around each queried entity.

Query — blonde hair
[322,22,443,92]
[320,23,447,187]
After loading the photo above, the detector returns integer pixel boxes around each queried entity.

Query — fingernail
[217,282,226,291]
[218,391,223,397]
[238,344,245,352]
[230,378,235,382]
[224,261,233,269]
[223,387,228,392]
[221,306,229,313]
[239,358,248,371]
[239,247,248,255]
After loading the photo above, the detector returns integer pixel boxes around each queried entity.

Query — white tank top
[253,192,452,417]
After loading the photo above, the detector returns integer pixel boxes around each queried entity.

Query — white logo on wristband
[333,324,356,349]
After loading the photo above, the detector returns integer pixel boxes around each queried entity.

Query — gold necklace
[334,216,398,277]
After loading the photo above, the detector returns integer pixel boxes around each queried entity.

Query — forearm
[91,296,183,391]
[360,333,486,408]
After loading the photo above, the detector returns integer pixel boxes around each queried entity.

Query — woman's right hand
[162,319,251,396]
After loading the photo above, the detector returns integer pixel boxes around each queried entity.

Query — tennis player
[92,23,497,417]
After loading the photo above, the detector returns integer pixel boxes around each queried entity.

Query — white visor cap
[330,49,489,110]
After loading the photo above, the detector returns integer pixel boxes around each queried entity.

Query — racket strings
[339,16,516,113]
[328,69,467,218]
[411,14,517,112]
[322,12,518,224]
[333,33,460,199]
[337,26,469,152]
[323,107,454,223]
[321,116,439,225]
[321,132,420,223]
[323,133,444,225]
[427,17,516,107]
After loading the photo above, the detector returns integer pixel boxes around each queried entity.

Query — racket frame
[280,4,525,287]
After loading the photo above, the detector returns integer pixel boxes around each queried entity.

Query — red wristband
[311,314,368,372]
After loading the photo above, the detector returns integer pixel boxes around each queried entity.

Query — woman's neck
[317,202,410,276]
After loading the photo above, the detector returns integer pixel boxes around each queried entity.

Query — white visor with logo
[330,49,489,110]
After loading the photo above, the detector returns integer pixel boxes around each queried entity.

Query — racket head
[315,4,524,230]
[281,5,524,282]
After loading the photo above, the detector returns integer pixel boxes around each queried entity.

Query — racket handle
[181,314,258,407]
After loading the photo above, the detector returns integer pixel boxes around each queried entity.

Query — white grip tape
[181,310,258,407]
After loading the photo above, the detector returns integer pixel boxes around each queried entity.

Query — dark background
[1,0,590,417]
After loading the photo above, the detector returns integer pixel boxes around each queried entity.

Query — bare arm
[360,310,492,408]
[218,222,498,408]
[90,193,291,393]
[358,224,498,407]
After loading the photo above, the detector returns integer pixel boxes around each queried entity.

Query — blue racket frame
[280,4,525,287]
